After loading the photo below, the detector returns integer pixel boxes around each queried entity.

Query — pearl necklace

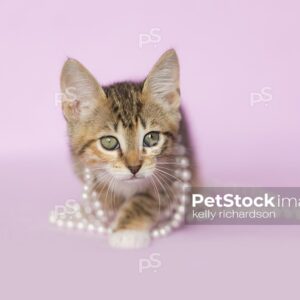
[49,143,192,239]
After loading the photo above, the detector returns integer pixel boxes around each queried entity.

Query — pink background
[1,0,299,299]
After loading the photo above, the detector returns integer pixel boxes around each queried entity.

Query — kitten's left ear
[143,49,180,109]
[60,58,107,122]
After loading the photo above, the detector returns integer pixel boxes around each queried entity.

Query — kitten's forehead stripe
[103,82,143,128]
[139,116,146,129]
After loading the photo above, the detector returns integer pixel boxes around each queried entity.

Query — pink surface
[1,0,299,299]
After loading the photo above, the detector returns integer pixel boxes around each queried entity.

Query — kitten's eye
[143,131,160,147]
[100,136,119,150]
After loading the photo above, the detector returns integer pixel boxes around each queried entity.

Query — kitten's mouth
[122,175,146,182]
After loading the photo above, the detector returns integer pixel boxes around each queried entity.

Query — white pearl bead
[56,219,64,227]
[97,226,105,234]
[181,170,192,181]
[171,219,181,228]
[174,212,183,221]
[84,167,90,174]
[72,203,81,211]
[84,174,91,180]
[96,209,104,217]
[49,213,56,224]
[180,182,191,193]
[87,224,95,232]
[77,222,84,230]
[83,185,89,191]
[177,205,185,214]
[179,157,189,168]
[93,201,101,209]
[159,228,166,236]
[66,221,74,229]
[172,181,181,190]
[151,230,160,238]
[82,192,88,200]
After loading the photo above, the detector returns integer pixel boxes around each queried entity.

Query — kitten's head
[60,49,181,184]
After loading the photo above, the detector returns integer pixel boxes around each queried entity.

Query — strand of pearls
[49,142,192,239]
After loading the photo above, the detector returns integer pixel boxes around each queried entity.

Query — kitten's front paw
[109,230,150,249]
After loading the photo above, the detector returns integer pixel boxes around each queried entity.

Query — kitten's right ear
[142,49,180,110]
[60,58,106,122]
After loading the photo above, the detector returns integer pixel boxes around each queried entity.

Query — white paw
[109,230,151,249]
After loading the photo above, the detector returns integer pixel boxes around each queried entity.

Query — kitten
[60,49,191,248]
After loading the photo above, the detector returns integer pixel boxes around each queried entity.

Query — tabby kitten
[61,49,184,248]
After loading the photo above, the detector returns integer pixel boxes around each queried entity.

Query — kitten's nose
[128,165,142,175]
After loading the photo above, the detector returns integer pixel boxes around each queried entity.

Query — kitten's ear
[60,58,106,122]
[143,49,180,109]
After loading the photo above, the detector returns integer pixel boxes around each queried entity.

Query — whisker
[150,176,161,216]
[155,165,177,173]
[111,178,117,211]
[104,176,115,209]
[88,167,106,171]
[89,172,110,193]
[155,167,183,182]
[152,173,173,210]
[156,163,182,166]
[154,169,175,186]
[155,171,176,199]
[99,174,113,205]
